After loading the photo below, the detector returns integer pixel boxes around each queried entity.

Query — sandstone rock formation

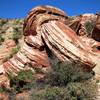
[0,6,100,88]
[23,6,100,70]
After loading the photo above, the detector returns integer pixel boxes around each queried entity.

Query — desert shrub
[84,20,95,36]
[67,82,97,100]
[31,86,70,100]
[0,35,4,44]
[30,61,96,100]
[45,62,94,86]
[0,19,7,27]
[0,86,10,93]
[9,70,36,93]
[12,27,22,43]
[17,70,34,81]
[44,87,69,100]
[14,19,21,25]
[31,82,96,100]
[0,87,6,93]
[11,46,20,55]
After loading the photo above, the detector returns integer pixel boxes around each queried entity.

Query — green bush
[0,35,4,44]
[30,62,96,100]
[9,70,35,93]
[31,86,70,100]
[31,82,96,100]
[45,62,94,86]
[11,46,20,55]
[0,81,96,100]
[0,87,10,93]
[12,27,22,42]
[84,20,95,36]
[0,19,7,27]
[0,88,6,93]
[67,82,97,100]
[17,70,34,81]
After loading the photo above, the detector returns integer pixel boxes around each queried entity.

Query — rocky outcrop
[0,93,9,100]
[23,5,100,69]
[0,6,100,88]
[0,39,16,64]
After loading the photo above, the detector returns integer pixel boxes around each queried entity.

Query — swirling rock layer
[0,6,100,87]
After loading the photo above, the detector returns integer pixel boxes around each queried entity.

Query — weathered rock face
[0,6,100,88]
[23,5,100,69]
[0,39,16,64]
[0,93,9,100]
